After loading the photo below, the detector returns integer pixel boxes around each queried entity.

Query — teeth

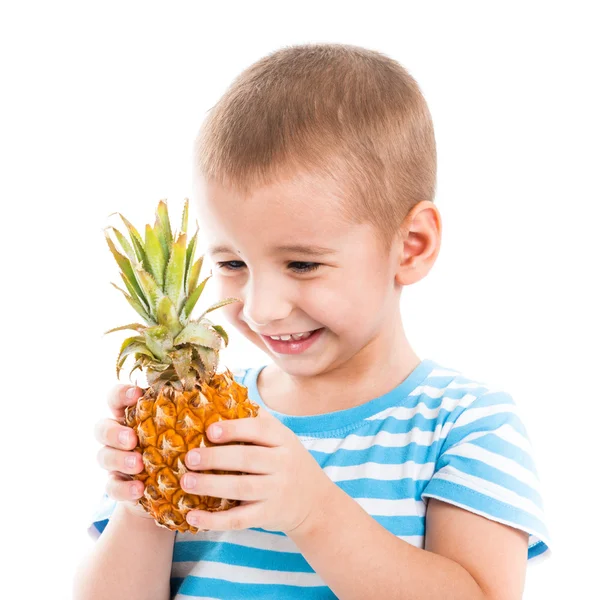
[269,330,314,341]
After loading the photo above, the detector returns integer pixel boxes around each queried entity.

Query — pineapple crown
[104,198,240,392]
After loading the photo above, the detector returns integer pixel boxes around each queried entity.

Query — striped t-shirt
[88,358,552,599]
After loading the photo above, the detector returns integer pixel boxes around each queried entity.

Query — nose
[241,277,293,330]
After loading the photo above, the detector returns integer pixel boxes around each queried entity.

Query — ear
[394,201,442,286]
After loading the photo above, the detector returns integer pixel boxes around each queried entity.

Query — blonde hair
[194,42,437,252]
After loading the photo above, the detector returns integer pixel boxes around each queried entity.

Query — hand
[94,383,153,520]
[180,407,335,534]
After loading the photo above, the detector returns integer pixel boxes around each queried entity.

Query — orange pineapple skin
[123,369,260,533]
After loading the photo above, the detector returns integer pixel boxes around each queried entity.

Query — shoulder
[423,360,521,424]
[420,362,551,562]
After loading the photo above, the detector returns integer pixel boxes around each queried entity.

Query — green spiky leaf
[104,323,147,335]
[119,272,151,315]
[107,226,137,267]
[180,198,189,236]
[156,295,183,338]
[128,359,144,383]
[156,200,173,260]
[116,336,155,379]
[164,232,187,311]
[180,275,211,323]
[168,346,193,384]
[134,264,163,320]
[184,227,199,294]
[143,325,173,362]
[199,297,242,319]
[114,212,146,263]
[144,223,167,287]
[195,346,218,374]
[110,282,154,323]
[105,231,147,306]
[173,321,222,349]
[211,324,229,348]
[186,256,203,297]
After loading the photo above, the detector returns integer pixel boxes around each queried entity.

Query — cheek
[313,275,387,327]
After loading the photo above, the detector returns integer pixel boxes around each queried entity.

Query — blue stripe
[529,540,548,560]
[337,476,425,500]
[173,541,314,572]
[93,519,108,535]
[421,478,550,559]
[310,440,439,468]
[372,515,425,536]
[440,412,529,455]
[435,451,544,507]
[350,412,449,435]
[467,433,538,474]
[448,410,528,441]
[172,576,336,599]
[366,384,490,413]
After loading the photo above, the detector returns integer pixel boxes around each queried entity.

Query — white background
[2,1,598,598]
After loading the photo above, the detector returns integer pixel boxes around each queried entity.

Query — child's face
[194,170,402,377]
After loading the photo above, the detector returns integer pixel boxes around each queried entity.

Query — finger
[96,446,143,475]
[186,501,263,531]
[106,471,145,502]
[180,473,271,502]
[207,410,285,447]
[185,444,276,474]
[94,418,138,450]
[107,383,144,420]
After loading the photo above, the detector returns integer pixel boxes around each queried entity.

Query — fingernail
[126,455,137,468]
[130,483,141,498]
[126,387,137,400]
[183,474,196,488]
[209,425,222,439]
[188,452,201,466]
[119,430,132,446]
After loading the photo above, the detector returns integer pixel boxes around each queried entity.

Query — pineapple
[104,198,259,533]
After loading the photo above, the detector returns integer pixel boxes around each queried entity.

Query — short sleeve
[421,389,552,563]
[87,492,118,540]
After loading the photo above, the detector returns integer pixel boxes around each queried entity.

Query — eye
[288,262,320,273]
[215,261,321,274]
[216,261,245,271]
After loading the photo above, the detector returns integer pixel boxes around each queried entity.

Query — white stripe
[174,597,222,600]
[443,441,541,490]
[171,560,325,587]
[302,426,441,452]
[368,391,480,422]
[426,467,546,521]
[398,534,425,549]
[324,460,436,482]
[175,528,299,553]
[438,403,520,440]
[448,402,518,428]
[460,423,534,455]
[303,403,524,454]
[429,367,461,377]
[355,497,426,517]
[174,597,221,600]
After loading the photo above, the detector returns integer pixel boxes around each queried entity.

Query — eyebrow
[208,244,337,257]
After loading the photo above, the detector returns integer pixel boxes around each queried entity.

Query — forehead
[195,171,357,252]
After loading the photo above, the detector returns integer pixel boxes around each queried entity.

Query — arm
[73,503,176,600]
[288,485,529,600]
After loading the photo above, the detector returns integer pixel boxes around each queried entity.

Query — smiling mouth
[264,330,318,341]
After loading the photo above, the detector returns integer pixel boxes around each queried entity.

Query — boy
[76,43,551,599]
